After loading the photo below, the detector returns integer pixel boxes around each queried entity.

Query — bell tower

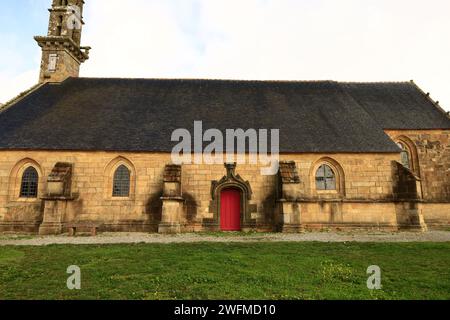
[35,0,91,83]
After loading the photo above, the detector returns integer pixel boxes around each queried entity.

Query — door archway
[220,188,242,231]
[208,163,255,231]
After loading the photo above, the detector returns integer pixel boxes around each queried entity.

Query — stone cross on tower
[35,0,91,83]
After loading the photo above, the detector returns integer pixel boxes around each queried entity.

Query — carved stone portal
[205,163,256,230]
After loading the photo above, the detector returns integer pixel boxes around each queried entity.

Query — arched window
[397,142,411,169]
[315,164,336,190]
[20,167,39,198]
[113,165,130,197]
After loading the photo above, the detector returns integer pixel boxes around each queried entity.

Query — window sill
[109,197,134,201]
[7,198,41,206]
[15,198,40,202]
[316,190,339,195]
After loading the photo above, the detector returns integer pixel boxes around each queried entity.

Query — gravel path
[1,231,450,246]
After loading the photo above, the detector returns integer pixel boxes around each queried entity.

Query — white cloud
[0,69,39,104]
[80,0,450,110]
[81,0,200,78]
[1,0,449,111]
[0,43,41,103]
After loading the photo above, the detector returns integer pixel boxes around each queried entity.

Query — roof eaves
[0,82,46,114]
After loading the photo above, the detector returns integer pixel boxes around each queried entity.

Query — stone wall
[0,151,397,231]
[38,49,81,83]
[0,151,169,232]
[0,149,449,233]
[386,130,450,202]
[278,201,399,232]
[422,203,450,227]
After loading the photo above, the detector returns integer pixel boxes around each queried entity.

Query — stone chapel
[0,0,449,235]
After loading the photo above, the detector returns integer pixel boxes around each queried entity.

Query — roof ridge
[339,80,411,85]
[73,77,338,84]
[0,83,46,114]
[73,77,420,86]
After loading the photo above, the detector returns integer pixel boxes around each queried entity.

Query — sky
[0,0,449,112]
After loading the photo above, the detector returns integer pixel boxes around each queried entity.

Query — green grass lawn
[0,242,449,300]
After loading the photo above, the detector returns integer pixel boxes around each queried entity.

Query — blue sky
[0,0,47,74]
[1,0,449,112]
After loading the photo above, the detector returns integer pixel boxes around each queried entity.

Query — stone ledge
[278,198,426,204]
[160,196,184,201]
[158,222,181,234]
[41,196,77,201]
[279,223,400,232]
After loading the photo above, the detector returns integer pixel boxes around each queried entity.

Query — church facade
[0,0,449,235]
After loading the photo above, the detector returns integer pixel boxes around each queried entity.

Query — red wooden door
[220,189,241,231]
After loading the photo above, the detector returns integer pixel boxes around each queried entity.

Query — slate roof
[0,78,449,153]
[342,82,450,130]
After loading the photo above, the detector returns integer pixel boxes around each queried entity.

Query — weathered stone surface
[47,162,73,197]
[0,143,447,234]
[279,161,300,184]
[35,0,90,83]
[386,130,450,202]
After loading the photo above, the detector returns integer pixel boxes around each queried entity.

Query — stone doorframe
[207,163,256,229]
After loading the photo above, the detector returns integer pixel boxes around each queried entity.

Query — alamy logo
[171,121,280,175]
[66,5,82,30]
[67,265,81,290]
[367,265,382,290]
